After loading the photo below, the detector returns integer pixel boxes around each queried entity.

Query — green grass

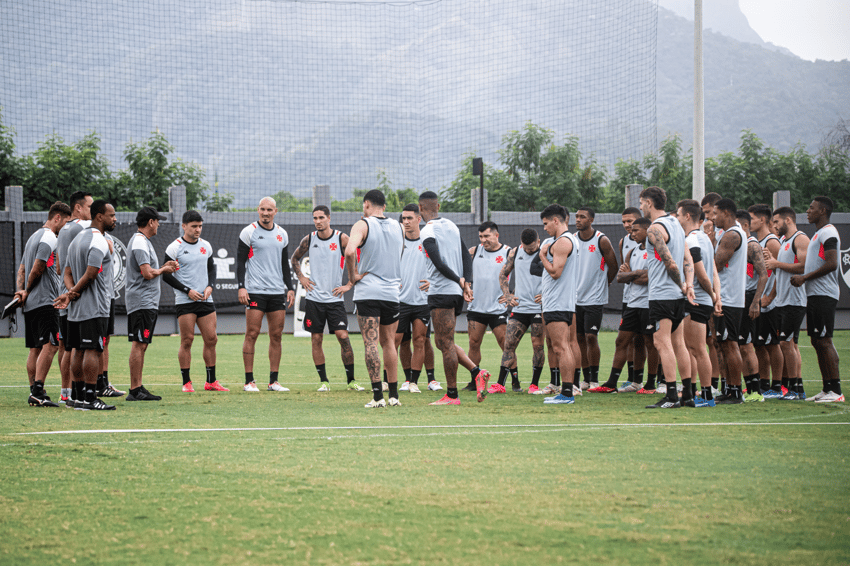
[1,332,848,565]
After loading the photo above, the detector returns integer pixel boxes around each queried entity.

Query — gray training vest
[621,235,640,305]
[469,244,510,315]
[541,232,577,313]
[399,235,428,306]
[805,224,841,300]
[512,246,542,314]
[686,229,715,307]
[774,231,807,307]
[574,230,609,306]
[354,215,403,303]
[306,230,345,304]
[716,224,747,309]
[645,215,686,302]
[759,233,779,312]
[626,245,650,309]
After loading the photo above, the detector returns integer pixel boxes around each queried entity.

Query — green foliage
[332,169,418,213]
[19,131,118,211]
[0,107,23,205]
[120,131,208,212]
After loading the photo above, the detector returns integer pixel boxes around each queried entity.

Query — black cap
[136,206,167,225]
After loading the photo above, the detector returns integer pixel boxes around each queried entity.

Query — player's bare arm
[539,236,572,279]
[712,266,723,316]
[713,230,740,274]
[682,246,696,303]
[693,256,714,303]
[616,249,638,283]
[599,235,618,285]
[54,264,99,310]
[498,247,517,306]
[647,224,683,288]
[747,240,768,318]
[794,246,837,287]
[291,234,314,291]
[344,220,368,285]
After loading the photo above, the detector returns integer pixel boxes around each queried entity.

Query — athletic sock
[832,380,842,395]
[627,362,635,382]
[656,364,664,381]
[573,368,581,386]
[711,377,719,390]
[745,374,760,394]
[411,369,421,384]
[510,367,519,386]
[403,368,413,382]
[61,387,71,399]
[560,382,572,396]
[85,385,96,403]
[770,379,782,392]
[795,377,804,394]
[426,368,435,382]
[371,381,383,402]
[102,371,109,385]
[206,366,216,384]
[180,368,191,385]
[96,374,105,391]
[590,365,600,383]
[269,371,279,384]
[447,387,459,399]
[666,381,679,402]
[645,373,657,390]
[633,367,644,384]
[383,369,388,383]
[345,364,355,383]
[701,385,713,401]
[582,366,592,383]
[681,378,692,401]
[760,378,770,392]
[498,366,509,387]
[469,367,480,381]
[781,377,790,390]
[388,381,398,398]
[531,366,543,387]
[603,368,622,389]
[549,367,558,386]
[721,378,728,395]
[245,372,254,385]
[316,364,329,383]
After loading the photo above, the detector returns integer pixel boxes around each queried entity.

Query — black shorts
[68,317,108,352]
[397,303,430,336]
[685,303,713,325]
[619,307,653,335]
[247,293,287,313]
[467,310,508,330]
[509,311,542,328]
[737,292,756,345]
[176,301,217,319]
[355,300,399,326]
[807,295,837,339]
[755,308,779,347]
[575,304,604,335]
[128,309,158,343]
[649,299,685,333]
[714,306,743,343]
[543,311,574,325]
[778,305,806,343]
[24,305,59,349]
[428,294,464,316]
[59,313,70,350]
[304,299,347,333]
[107,299,115,336]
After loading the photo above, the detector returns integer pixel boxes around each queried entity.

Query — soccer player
[763,207,809,399]
[461,221,510,393]
[640,186,695,409]
[701,191,724,388]
[573,207,617,391]
[14,202,71,406]
[417,191,490,405]
[237,197,295,392]
[55,191,95,404]
[291,206,363,392]
[125,207,178,401]
[736,210,769,401]
[792,197,844,402]
[748,204,783,397]
[532,204,578,405]
[54,200,117,411]
[677,200,722,406]
[496,228,545,393]
[163,210,228,393]
[594,217,659,393]
[712,198,758,404]
[395,204,441,393]
[618,207,645,392]
[345,190,404,408]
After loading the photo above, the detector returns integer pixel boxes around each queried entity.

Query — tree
[0,107,23,206]
[120,130,208,212]
[19,131,117,211]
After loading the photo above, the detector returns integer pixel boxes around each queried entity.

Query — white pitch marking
[15,421,850,436]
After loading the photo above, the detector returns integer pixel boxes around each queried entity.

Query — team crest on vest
[839,246,850,290]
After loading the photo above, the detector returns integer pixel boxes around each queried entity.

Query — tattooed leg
[530,322,545,368]
[467,320,486,366]
[358,315,382,384]
[500,319,527,369]
[336,330,354,366]
[431,308,459,388]
[410,319,428,372]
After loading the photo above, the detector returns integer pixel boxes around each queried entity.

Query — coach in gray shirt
[125,207,178,401]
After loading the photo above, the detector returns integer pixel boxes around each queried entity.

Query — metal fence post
[625,184,643,209]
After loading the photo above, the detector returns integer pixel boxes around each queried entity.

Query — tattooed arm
[498,247,517,306]
[714,230,740,274]
[747,240,768,319]
[682,245,696,304]
[291,234,314,292]
[646,224,683,288]
[599,235,619,285]
[344,220,368,286]
[13,262,27,304]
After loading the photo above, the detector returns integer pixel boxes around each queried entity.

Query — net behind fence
[2,0,657,208]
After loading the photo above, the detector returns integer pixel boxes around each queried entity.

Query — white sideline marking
[15,421,850,436]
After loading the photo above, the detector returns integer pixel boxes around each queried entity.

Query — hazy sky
[739,0,850,61]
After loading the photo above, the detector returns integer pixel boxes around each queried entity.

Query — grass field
[1,330,848,565]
